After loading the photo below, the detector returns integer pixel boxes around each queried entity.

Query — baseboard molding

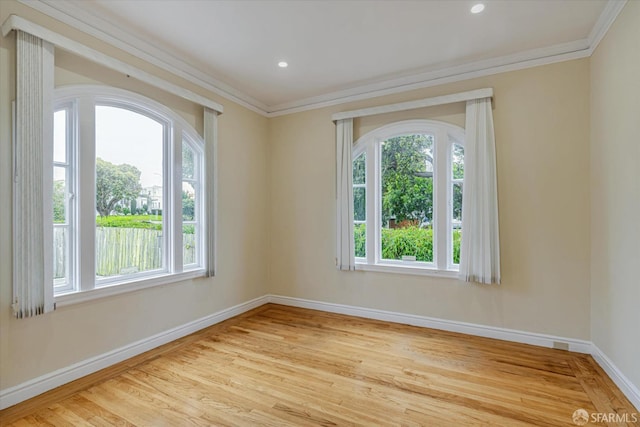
[266,295,593,353]
[591,344,640,410]
[0,295,269,410]
[3,293,638,413]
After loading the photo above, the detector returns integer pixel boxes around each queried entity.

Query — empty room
[0,0,638,425]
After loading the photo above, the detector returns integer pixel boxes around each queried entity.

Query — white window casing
[352,120,464,276]
[334,88,499,282]
[51,86,208,306]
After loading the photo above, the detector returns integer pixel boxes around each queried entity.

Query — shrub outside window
[353,120,464,275]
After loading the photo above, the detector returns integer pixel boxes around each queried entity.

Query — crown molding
[2,14,224,113]
[16,0,270,116]
[266,40,590,117]
[587,0,627,53]
[16,0,627,118]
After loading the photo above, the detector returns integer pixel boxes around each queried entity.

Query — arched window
[352,119,464,274]
[53,86,206,296]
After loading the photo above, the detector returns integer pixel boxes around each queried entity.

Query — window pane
[183,144,195,179]
[53,108,71,291]
[353,153,366,184]
[182,139,201,268]
[380,134,434,262]
[95,105,164,279]
[54,109,66,163]
[453,144,464,179]
[53,226,68,283]
[182,181,196,221]
[53,166,67,224]
[353,187,366,221]
[453,182,463,224]
[183,224,197,266]
[453,182,463,265]
[354,223,366,258]
[95,225,163,277]
[453,228,461,265]
[452,143,464,265]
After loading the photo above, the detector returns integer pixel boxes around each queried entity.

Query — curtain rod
[331,88,492,122]
[2,14,224,114]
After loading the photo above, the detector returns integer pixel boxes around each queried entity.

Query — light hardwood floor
[1,304,637,426]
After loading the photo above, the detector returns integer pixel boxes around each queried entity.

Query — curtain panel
[204,107,218,277]
[12,30,55,317]
[335,118,355,270]
[459,97,501,284]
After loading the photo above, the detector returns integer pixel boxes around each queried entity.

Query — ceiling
[30,0,618,115]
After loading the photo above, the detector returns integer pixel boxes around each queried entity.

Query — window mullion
[369,142,379,264]
[434,129,449,271]
[77,97,95,291]
[359,145,372,263]
[66,105,76,291]
[172,125,183,273]
[195,146,204,268]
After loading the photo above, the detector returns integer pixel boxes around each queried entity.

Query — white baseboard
[0,295,269,410]
[266,295,593,353]
[591,344,640,410]
[2,293,638,413]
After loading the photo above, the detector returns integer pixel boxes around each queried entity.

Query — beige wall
[268,59,592,340]
[2,0,638,402]
[590,1,640,389]
[0,0,269,390]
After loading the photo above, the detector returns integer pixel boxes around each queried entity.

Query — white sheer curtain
[12,30,55,317]
[459,97,501,284]
[336,118,355,270]
[204,107,218,277]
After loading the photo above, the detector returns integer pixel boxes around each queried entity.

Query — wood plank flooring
[1,304,637,426]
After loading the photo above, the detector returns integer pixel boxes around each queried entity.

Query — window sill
[54,269,207,308]
[355,262,460,279]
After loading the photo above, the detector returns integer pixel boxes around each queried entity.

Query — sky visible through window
[95,106,163,188]
[53,106,164,187]
[53,110,66,164]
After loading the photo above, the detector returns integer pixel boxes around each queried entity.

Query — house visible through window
[52,86,206,296]
[353,120,464,274]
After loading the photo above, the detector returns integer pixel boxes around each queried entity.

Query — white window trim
[53,103,76,294]
[181,134,206,271]
[353,119,464,276]
[53,85,207,304]
[354,263,460,278]
[54,270,207,308]
[332,88,492,121]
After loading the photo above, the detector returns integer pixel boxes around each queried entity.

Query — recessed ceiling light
[470,3,485,14]
[278,61,288,68]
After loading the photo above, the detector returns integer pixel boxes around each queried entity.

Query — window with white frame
[52,86,206,296]
[353,120,464,274]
